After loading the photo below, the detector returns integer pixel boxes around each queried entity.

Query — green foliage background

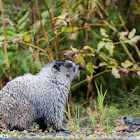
[0,0,140,117]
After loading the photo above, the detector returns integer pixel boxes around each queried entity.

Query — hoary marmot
[0,60,79,131]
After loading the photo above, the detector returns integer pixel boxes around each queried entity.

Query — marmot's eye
[53,64,60,71]
[66,64,72,68]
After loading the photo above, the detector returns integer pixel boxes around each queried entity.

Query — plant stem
[0,78,2,88]
[0,0,12,80]
[19,41,51,60]
[31,0,40,71]
[133,0,140,17]
[120,40,135,63]
[133,44,140,59]
[104,21,136,63]
[43,0,60,60]
[71,70,111,89]
[35,0,53,61]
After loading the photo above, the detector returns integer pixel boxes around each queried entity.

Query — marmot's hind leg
[16,104,37,131]
[0,98,37,131]
[10,101,37,131]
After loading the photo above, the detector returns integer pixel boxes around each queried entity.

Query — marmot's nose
[73,65,79,72]
[76,64,79,69]
[76,64,83,70]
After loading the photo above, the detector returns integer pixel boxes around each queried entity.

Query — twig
[133,44,140,59]
[120,40,135,63]
[35,0,53,61]
[31,0,40,71]
[19,41,50,59]
[71,70,111,89]
[113,2,128,32]
[50,22,123,48]
[133,0,140,17]
[0,78,2,88]
[53,0,72,12]
[43,0,60,60]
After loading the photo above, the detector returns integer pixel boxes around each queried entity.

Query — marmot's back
[0,60,79,131]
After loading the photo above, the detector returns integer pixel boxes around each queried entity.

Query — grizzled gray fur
[0,60,79,131]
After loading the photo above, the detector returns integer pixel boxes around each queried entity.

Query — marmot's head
[40,60,79,82]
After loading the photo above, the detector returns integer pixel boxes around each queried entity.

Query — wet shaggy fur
[0,60,79,131]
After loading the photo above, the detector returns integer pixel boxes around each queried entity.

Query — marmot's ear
[53,64,60,71]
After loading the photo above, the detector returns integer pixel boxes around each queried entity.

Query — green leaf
[84,46,94,53]
[77,4,84,12]
[19,21,27,30]
[75,53,85,67]
[112,67,120,79]
[101,28,109,37]
[69,32,78,40]
[103,37,112,42]
[86,63,98,76]
[54,12,69,20]
[99,52,110,62]
[104,43,114,56]
[109,59,118,67]
[41,10,49,19]
[17,11,29,26]
[137,71,140,77]
[97,41,105,51]
[32,19,46,31]
[99,62,107,67]
[121,60,133,68]
[119,31,128,37]
[23,34,32,42]
[98,41,114,56]
[61,27,78,32]
[119,31,128,40]
[128,28,136,39]
[0,35,5,41]
[129,35,140,44]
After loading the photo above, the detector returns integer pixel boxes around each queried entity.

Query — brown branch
[35,0,53,61]
[38,25,60,38]
[31,0,40,71]
[0,78,3,88]
[71,70,111,89]
[53,0,72,12]
[19,41,50,59]
[51,0,59,60]
[43,0,63,60]
[50,22,123,48]
[50,22,104,48]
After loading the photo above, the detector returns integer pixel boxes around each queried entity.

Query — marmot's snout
[74,64,80,79]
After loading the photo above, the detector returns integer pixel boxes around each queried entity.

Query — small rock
[125,117,135,123]
[131,125,138,130]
